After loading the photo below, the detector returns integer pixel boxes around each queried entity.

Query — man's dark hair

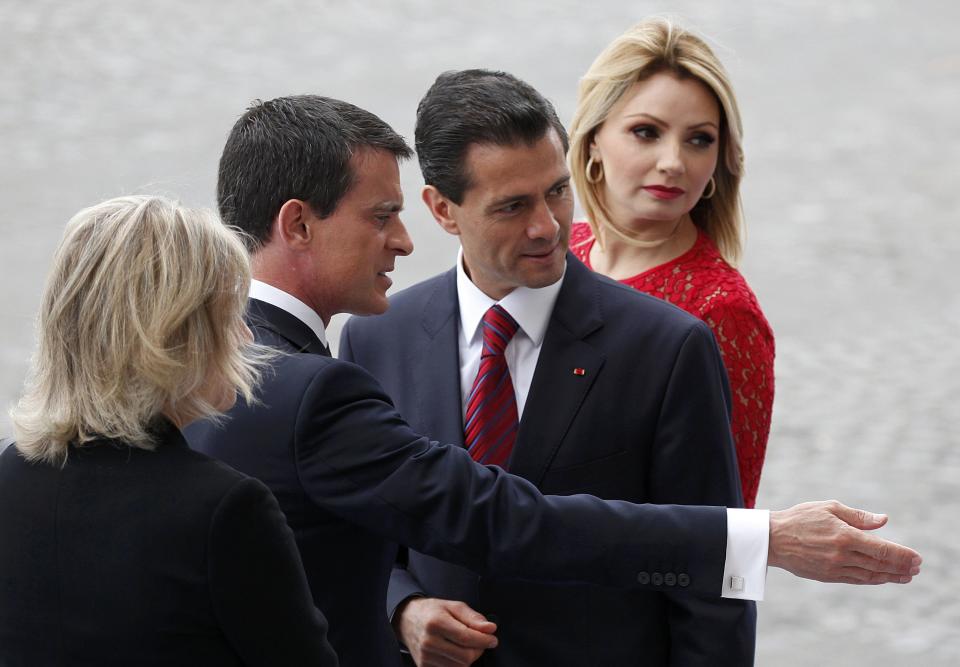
[217,95,412,250]
[415,69,569,204]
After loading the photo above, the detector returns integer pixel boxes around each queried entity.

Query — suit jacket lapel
[246,298,330,356]
[510,255,606,484]
[415,269,465,447]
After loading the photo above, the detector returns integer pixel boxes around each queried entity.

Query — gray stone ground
[2,1,958,663]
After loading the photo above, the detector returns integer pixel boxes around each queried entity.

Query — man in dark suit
[339,69,753,666]
[187,94,920,666]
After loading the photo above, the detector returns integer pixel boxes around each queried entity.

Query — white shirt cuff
[721,508,769,601]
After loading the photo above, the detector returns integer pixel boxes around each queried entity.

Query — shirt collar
[455,247,564,347]
[249,279,329,348]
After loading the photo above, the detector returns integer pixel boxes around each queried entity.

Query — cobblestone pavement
[2,1,958,663]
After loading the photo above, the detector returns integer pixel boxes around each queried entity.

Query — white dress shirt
[249,279,329,349]
[456,251,563,419]
[454,250,768,600]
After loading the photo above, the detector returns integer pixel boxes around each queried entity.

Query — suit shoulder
[262,353,388,403]
[251,325,286,348]
[246,353,387,417]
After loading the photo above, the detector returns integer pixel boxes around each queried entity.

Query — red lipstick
[643,185,685,200]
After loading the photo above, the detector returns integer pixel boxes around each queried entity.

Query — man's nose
[527,201,560,241]
[390,218,414,256]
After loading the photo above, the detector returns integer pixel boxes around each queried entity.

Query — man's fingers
[428,602,496,651]
[848,532,922,575]
[447,602,497,636]
[831,534,920,575]
[418,623,487,665]
[835,566,914,585]
[399,598,493,666]
[831,501,888,531]
[443,620,498,650]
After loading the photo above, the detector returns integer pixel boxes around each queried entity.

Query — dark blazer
[340,255,756,666]
[187,300,726,666]
[0,421,336,667]
[187,297,735,666]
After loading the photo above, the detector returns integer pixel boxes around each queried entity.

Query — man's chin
[522,263,565,289]
[349,296,390,317]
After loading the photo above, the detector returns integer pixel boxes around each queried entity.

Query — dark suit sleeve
[208,477,339,667]
[342,320,426,621]
[291,359,729,596]
[649,321,756,665]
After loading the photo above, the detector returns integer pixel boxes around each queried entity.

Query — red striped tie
[465,305,520,468]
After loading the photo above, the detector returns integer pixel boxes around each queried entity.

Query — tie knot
[480,305,519,357]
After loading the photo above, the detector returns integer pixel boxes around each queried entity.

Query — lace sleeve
[702,295,775,508]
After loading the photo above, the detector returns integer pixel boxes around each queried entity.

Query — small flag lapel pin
[573,367,586,376]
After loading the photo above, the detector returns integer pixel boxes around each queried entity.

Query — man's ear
[274,199,315,249]
[421,186,460,237]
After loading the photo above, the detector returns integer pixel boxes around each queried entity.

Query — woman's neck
[590,215,699,280]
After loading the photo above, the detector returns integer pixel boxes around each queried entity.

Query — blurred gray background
[2,1,958,663]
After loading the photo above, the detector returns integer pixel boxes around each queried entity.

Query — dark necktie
[465,305,520,468]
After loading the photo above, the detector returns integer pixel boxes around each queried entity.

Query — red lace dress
[570,223,774,507]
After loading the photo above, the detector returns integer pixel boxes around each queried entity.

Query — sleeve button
[652,572,664,586]
[664,573,677,587]
[637,571,651,585]
[678,573,690,587]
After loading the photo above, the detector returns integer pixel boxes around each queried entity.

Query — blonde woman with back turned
[0,195,338,666]
[569,18,775,507]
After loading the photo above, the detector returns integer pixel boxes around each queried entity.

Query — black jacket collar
[246,298,330,357]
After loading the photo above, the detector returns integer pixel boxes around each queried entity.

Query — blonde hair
[11,195,263,465]
[569,17,745,264]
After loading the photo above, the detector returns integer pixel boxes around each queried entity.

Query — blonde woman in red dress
[569,17,774,507]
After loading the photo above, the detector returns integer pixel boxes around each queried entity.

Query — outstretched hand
[394,597,497,667]
[768,500,922,584]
